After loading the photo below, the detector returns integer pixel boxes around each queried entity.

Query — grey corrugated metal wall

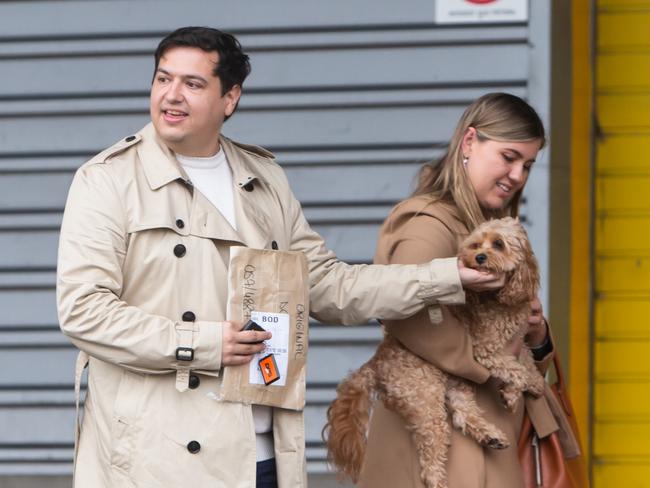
[0,0,550,480]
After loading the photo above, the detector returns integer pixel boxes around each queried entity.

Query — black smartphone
[241,320,266,344]
[241,320,265,332]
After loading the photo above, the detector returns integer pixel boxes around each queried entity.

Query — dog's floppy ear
[496,226,540,305]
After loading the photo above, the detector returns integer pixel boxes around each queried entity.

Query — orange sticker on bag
[258,354,280,385]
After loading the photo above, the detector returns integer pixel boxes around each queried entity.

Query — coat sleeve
[281,190,464,326]
[381,214,491,384]
[57,164,222,374]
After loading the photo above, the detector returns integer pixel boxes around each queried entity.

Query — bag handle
[551,354,574,419]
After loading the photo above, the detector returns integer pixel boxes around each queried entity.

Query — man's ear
[224,85,242,117]
[461,126,477,157]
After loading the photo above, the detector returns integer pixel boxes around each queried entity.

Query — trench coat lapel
[188,189,243,244]
[137,123,270,246]
[221,137,273,250]
[136,124,237,243]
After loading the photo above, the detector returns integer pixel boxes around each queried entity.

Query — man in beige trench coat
[57,27,502,488]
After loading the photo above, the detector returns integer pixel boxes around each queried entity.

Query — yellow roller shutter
[594,1,650,484]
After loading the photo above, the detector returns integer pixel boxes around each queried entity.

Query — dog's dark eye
[493,239,505,250]
[469,242,481,250]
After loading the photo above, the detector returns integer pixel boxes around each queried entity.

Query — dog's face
[459,217,528,274]
[458,217,539,304]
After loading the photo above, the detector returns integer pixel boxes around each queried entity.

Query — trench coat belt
[74,351,90,481]
[524,384,581,459]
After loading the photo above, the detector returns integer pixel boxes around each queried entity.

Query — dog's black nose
[475,253,487,265]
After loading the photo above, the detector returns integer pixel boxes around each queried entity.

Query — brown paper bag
[219,247,309,410]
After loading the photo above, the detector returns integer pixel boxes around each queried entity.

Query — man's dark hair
[154,26,251,95]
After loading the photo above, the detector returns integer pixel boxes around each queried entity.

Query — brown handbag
[518,355,589,487]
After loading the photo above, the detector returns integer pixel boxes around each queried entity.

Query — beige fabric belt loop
[176,369,190,392]
[427,305,444,325]
[73,351,90,482]
[175,324,194,392]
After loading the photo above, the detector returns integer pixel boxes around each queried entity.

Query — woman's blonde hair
[414,92,546,230]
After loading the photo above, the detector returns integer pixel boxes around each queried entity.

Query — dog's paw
[472,425,510,450]
[486,436,510,450]
[499,389,521,411]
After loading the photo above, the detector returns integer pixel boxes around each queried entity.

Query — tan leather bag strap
[549,354,582,459]
[552,355,573,415]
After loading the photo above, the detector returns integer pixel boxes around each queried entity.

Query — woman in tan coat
[357,93,559,488]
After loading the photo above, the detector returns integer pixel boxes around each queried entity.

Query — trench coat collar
[404,195,469,238]
[136,123,269,192]
[136,123,187,190]
[219,135,270,191]
[136,123,273,248]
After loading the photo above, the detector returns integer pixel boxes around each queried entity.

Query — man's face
[150,46,241,157]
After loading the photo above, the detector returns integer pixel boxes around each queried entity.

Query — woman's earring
[462,156,469,167]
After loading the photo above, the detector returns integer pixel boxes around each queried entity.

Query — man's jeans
[256,458,278,488]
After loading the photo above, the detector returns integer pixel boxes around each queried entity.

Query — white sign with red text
[435,0,528,24]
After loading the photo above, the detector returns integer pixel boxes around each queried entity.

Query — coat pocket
[109,369,145,471]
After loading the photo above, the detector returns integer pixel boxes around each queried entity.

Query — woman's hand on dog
[524,297,548,348]
[457,259,506,291]
[503,298,548,357]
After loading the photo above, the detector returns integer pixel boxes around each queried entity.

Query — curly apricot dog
[323,217,545,488]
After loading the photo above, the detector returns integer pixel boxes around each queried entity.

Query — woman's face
[462,128,542,210]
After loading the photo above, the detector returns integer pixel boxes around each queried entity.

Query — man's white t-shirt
[176,149,237,229]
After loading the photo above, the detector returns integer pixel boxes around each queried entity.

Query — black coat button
[125,135,136,142]
[242,182,254,192]
[271,241,279,250]
[173,244,186,257]
[182,311,196,322]
[176,219,185,229]
[188,374,200,389]
[187,440,201,454]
